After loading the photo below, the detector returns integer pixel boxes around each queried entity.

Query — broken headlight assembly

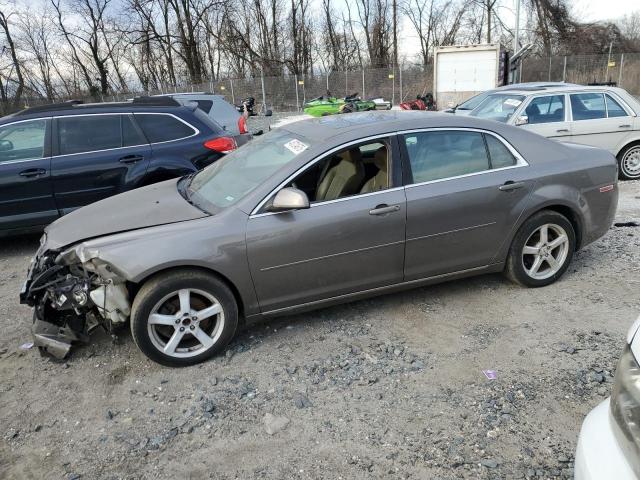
[20,246,131,359]
[610,345,640,477]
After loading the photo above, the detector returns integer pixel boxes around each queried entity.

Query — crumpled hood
[45,178,208,250]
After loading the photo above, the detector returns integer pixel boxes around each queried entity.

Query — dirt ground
[0,180,638,480]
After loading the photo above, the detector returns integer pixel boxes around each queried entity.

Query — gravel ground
[0,174,638,479]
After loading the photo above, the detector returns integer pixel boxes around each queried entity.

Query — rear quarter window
[134,113,196,143]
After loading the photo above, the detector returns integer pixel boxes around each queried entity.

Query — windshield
[187,129,311,212]
[469,93,526,123]
[457,92,489,110]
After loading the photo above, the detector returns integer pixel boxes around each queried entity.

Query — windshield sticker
[283,139,309,155]
[503,98,522,108]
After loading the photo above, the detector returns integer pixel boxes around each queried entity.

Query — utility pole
[513,0,520,53]
[393,0,398,68]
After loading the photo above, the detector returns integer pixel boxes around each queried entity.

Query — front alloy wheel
[131,270,238,367]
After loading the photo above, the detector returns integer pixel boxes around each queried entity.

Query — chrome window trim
[249,133,396,217]
[0,117,49,165]
[51,112,199,158]
[249,127,529,218]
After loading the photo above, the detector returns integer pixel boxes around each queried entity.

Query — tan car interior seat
[316,148,365,201]
[360,146,389,193]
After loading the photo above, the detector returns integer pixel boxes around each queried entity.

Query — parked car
[0,96,239,236]
[20,111,618,366]
[575,316,640,479]
[468,85,640,180]
[444,82,579,115]
[157,92,253,142]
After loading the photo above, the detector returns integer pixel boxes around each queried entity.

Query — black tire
[130,269,238,367]
[617,143,640,180]
[504,210,576,288]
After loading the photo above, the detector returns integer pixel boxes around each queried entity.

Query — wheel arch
[616,138,640,159]
[520,203,584,251]
[128,265,247,323]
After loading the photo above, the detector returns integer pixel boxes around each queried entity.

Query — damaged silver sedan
[20,112,618,367]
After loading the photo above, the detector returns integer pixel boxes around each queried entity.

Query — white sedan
[469,85,640,180]
[575,316,640,479]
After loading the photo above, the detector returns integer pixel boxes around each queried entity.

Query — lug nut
[190,325,195,330]
[175,319,180,324]
[179,327,185,332]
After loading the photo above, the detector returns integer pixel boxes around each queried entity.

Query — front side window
[570,93,606,121]
[525,95,566,124]
[605,94,628,118]
[0,119,47,163]
[58,115,121,155]
[280,139,391,204]
[470,94,525,123]
[134,114,196,143]
[188,129,312,212]
[404,131,490,183]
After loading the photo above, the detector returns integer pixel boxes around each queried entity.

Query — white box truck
[433,44,508,110]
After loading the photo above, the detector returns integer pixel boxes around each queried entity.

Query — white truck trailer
[433,44,508,110]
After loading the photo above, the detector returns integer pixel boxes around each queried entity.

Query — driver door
[245,137,407,313]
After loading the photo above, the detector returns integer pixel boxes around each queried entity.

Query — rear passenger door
[519,94,572,141]
[133,113,213,171]
[568,92,634,153]
[401,129,533,281]
[0,118,58,231]
[52,114,151,214]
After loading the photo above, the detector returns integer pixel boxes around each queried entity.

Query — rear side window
[570,93,606,121]
[122,115,147,147]
[404,131,490,183]
[58,115,121,155]
[605,94,628,118]
[134,114,196,143]
[0,119,47,162]
[485,134,516,168]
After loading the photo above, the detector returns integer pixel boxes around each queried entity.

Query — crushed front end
[19,235,131,359]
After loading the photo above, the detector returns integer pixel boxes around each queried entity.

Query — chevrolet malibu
[20,111,618,367]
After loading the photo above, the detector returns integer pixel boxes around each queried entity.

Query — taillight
[238,115,248,134]
[204,136,237,154]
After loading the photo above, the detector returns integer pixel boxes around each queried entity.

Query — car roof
[487,85,626,96]
[280,110,519,142]
[2,97,191,122]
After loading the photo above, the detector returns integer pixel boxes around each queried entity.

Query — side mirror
[265,109,273,117]
[0,139,13,152]
[515,115,529,126]
[267,187,309,212]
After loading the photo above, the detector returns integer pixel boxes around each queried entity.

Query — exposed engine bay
[19,239,131,359]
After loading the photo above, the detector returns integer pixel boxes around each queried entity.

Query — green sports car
[303,93,376,117]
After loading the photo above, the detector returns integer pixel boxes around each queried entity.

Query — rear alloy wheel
[131,270,238,367]
[505,211,576,287]
[618,144,640,180]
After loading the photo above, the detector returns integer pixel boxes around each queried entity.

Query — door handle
[499,181,525,192]
[369,204,400,216]
[556,128,569,133]
[619,124,632,128]
[118,155,144,164]
[19,168,46,178]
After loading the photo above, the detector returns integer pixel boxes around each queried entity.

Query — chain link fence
[8,53,640,114]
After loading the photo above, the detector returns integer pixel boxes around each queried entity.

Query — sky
[574,0,639,22]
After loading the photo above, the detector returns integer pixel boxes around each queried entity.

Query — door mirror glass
[515,115,529,126]
[268,187,310,212]
[0,139,13,152]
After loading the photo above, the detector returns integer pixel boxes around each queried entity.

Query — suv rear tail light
[238,116,248,134]
[204,136,237,154]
